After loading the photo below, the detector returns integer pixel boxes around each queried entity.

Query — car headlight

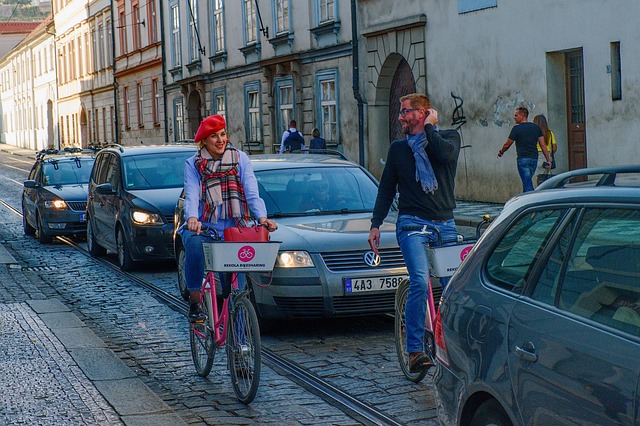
[132,210,164,225]
[276,251,314,268]
[45,199,68,209]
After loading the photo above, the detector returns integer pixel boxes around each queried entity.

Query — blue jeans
[182,229,245,293]
[396,215,457,353]
[517,157,538,192]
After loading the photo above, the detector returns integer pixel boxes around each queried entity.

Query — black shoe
[189,303,205,322]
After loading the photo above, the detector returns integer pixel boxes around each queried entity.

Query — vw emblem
[363,251,381,267]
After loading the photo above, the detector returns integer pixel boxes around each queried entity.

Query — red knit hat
[194,115,226,142]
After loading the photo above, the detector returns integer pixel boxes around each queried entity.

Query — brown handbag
[223,224,269,242]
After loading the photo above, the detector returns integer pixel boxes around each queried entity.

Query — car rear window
[486,209,566,293]
[535,207,640,336]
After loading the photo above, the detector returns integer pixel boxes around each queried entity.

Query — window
[118,8,127,56]
[244,82,262,146]
[174,98,184,142]
[316,70,339,144]
[212,0,225,54]
[318,0,334,23]
[106,19,113,66]
[123,86,131,130]
[188,0,200,61]
[152,78,161,126]
[137,82,144,128]
[170,3,182,68]
[213,88,226,118]
[147,0,158,44]
[556,208,640,336]
[244,0,257,44]
[610,41,622,101]
[486,209,566,292]
[458,0,497,14]
[275,78,293,138]
[275,0,289,34]
[133,3,141,50]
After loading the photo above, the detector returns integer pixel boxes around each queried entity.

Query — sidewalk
[0,247,187,426]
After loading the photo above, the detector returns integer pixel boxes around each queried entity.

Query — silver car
[174,153,407,323]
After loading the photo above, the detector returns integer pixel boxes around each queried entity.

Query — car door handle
[514,342,538,363]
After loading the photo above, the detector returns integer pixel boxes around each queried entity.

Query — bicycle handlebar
[402,214,494,244]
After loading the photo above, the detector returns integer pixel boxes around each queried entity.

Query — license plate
[79,213,86,222]
[344,275,408,294]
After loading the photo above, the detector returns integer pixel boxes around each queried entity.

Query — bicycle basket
[426,243,475,278]
[202,241,281,272]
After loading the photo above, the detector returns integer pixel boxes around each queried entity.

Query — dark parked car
[174,152,407,323]
[22,148,96,243]
[434,166,640,426]
[87,144,196,270]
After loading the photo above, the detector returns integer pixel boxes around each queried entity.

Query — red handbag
[223,224,269,242]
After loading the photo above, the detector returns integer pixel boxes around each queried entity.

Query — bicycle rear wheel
[190,291,215,377]
[394,279,429,383]
[228,296,261,404]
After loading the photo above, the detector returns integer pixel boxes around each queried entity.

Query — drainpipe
[110,4,119,144]
[158,0,169,144]
[351,0,364,166]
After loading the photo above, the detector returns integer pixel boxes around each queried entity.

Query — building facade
[0,20,53,150]
[357,0,640,201]
[113,0,164,146]
[160,0,358,157]
[53,0,114,149]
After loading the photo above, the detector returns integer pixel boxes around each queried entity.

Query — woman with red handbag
[180,115,277,321]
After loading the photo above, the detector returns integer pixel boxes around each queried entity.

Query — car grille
[321,247,405,271]
[163,214,174,224]
[273,297,324,318]
[166,243,175,258]
[333,292,394,314]
[67,201,87,211]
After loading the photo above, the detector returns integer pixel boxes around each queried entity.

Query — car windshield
[43,157,94,186]
[256,166,379,216]
[123,151,193,190]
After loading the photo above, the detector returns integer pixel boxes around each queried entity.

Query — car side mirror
[95,182,115,195]
[23,180,37,189]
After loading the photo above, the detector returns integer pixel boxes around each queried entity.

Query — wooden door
[565,50,587,171]
[389,59,416,142]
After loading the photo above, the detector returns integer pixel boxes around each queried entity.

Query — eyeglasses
[399,108,420,117]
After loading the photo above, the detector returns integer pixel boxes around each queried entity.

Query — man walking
[498,106,551,192]
[368,93,461,373]
[279,120,305,153]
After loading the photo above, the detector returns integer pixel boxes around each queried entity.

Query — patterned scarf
[194,144,250,224]
[408,132,438,194]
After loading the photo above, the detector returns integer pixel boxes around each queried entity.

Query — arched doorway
[187,91,202,140]
[389,58,416,142]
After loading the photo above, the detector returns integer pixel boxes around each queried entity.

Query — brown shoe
[409,352,433,373]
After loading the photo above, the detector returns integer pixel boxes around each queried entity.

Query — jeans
[396,215,457,353]
[517,157,538,192]
[182,229,245,293]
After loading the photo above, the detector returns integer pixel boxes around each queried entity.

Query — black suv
[86,144,196,270]
[22,148,97,243]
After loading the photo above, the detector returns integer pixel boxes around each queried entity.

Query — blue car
[434,166,640,426]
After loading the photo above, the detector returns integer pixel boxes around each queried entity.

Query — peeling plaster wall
[359,0,640,202]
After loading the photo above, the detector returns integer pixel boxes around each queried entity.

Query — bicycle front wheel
[394,279,429,383]
[228,296,261,404]
[190,291,215,377]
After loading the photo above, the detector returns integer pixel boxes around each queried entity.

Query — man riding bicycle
[180,114,277,322]
[368,93,461,373]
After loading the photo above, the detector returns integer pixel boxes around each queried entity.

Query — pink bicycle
[189,226,280,403]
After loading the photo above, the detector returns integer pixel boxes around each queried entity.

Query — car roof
[249,153,362,172]
[97,144,197,156]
